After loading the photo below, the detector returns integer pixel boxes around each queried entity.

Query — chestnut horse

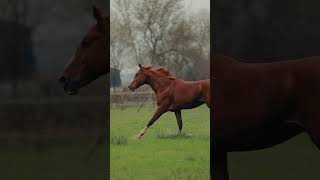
[59,6,109,94]
[129,64,210,138]
[212,54,320,179]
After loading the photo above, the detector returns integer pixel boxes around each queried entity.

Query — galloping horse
[129,64,210,138]
[59,6,109,94]
[212,54,320,180]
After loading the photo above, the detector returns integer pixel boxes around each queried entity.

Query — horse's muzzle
[59,76,80,95]
[128,85,135,91]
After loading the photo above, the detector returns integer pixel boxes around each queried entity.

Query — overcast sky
[185,0,210,12]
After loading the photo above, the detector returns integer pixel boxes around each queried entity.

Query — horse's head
[59,6,109,95]
[128,64,149,91]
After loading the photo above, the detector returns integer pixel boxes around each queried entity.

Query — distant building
[0,20,36,82]
[110,68,121,87]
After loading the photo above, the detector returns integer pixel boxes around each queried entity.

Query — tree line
[111,0,209,80]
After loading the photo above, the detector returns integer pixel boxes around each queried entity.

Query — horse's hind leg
[306,116,320,149]
[307,125,320,150]
[309,135,320,149]
[175,110,183,132]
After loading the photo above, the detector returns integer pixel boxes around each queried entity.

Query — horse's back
[212,55,320,151]
[171,79,210,108]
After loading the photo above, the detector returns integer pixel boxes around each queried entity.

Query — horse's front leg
[137,104,169,139]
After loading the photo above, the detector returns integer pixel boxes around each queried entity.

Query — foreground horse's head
[59,6,109,95]
[128,64,148,91]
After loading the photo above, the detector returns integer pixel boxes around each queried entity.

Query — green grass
[228,134,320,180]
[0,143,108,180]
[110,105,210,180]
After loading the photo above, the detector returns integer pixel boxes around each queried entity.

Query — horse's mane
[142,65,176,80]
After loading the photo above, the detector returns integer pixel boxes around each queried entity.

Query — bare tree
[110,9,127,91]
[112,0,145,65]
[113,0,185,64]
[110,9,126,71]
[0,0,60,30]
[131,0,185,65]
[111,0,210,80]
[191,10,210,56]
[0,0,107,29]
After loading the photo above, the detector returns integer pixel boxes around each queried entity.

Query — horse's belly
[212,87,298,151]
[214,121,304,152]
[169,100,204,111]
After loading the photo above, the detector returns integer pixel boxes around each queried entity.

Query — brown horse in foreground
[59,6,109,94]
[212,54,320,180]
[58,6,109,160]
[129,64,210,138]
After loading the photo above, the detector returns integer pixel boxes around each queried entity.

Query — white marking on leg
[137,126,148,139]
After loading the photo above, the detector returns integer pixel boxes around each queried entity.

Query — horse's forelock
[141,64,153,69]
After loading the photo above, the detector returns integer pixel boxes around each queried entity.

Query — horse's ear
[139,64,142,69]
[93,5,104,22]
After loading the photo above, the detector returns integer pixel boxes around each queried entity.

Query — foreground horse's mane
[142,65,176,80]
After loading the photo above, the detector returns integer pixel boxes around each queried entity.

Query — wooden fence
[0,96,108,144]
[110,91,156,105]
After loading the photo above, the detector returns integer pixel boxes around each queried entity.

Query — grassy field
[228,134,320,180]
[0,143,108,180]
[110,105,210,180]
[111,105,320,180]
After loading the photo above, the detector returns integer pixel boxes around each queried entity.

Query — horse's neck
[147,75,173,93]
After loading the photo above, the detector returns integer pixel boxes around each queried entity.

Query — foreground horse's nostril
[128,85,135,91]
[59,76,66,83]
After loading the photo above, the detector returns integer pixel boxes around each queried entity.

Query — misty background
[214,0,320,61]
[0,0,108,97]
[110,0,210,88]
